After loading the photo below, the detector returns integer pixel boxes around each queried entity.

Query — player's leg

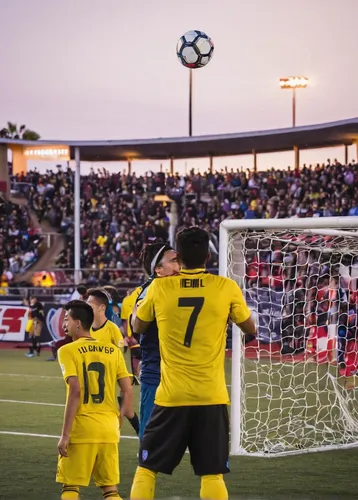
[25,318,34,357]
[26,333,36,357]
[35,336,41,356]
[139,383,157,440]
[93,443,122,499]
[130,467,157,500]
[60,485,80,500]
[56,443,95,499]
[188,405,230,500]
[34,320,42,355]
[130,406,191,500]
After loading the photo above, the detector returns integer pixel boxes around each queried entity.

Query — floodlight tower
[280,76,309,127]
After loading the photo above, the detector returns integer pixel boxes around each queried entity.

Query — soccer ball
[176,30,214,69]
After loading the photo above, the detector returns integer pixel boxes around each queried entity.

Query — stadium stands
[0,196,42,286]
[4,159,358,287]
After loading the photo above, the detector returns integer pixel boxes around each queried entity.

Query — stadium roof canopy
[1,117,358,162]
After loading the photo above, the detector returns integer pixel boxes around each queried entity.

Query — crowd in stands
[3,159,358,289]
[0,196,42,288]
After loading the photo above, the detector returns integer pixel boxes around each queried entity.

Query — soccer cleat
[25,353,34,358]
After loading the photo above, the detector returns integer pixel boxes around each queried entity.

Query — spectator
[7,159,358,287]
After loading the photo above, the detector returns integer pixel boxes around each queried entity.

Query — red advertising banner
[0,304,29,342]
[0,302,66,343]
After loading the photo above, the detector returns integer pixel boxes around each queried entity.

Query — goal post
[219,217,358,457]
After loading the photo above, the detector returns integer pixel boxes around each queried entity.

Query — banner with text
[0,302,66,343]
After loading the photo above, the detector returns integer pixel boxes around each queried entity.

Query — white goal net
[219,217,358,457]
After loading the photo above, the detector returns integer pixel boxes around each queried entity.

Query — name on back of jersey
[77,344,115,355]
[180,278,205,289]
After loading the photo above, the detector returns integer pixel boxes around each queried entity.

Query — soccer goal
[219,217,358,457]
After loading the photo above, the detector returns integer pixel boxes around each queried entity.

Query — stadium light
[280,76,309,128]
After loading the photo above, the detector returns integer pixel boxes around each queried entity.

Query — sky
[1,0,358,174]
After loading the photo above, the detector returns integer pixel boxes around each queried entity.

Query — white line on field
[0,399,64,407]
[0,373,232,387]
[0,431,137,440]
[0,372,62,380]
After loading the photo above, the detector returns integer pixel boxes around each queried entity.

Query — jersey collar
[180,268,206,275]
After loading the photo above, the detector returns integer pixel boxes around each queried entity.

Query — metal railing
[41,232,61,249]
[1,267,219,297]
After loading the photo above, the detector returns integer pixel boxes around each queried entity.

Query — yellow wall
[11,145,27,175]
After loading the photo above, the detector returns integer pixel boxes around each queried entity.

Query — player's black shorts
[138,404,230,476]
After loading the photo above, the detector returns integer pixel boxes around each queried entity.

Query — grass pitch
[0,349,358,499]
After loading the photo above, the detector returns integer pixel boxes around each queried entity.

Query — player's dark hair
[103,285,120,305]
[77,284,87,296]
[87,288,110,306]
[140,241,173,276]
[64,300,94,331]
[176,226,209,269]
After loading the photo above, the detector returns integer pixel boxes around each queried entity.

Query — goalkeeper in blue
[134,242,179,440]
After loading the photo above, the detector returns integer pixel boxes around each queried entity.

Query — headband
[150,245,168,275]
[99,288,113,305]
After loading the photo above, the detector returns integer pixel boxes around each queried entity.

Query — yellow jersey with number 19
[136,269,251,407]
[58,338,129,444]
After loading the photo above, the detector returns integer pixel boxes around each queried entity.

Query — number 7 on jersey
[178,297,204,347]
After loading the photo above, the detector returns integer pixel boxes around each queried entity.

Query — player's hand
[58,434,69,457]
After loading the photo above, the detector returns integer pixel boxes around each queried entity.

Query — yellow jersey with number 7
[136,269,251,407]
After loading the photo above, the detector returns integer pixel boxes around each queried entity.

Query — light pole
[280,76,308,127]
[189,69,193,137]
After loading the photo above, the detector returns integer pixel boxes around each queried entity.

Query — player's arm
[116,350,134,423]
[121,296,130,337]
[57,348,81,457]
[132,281,156,334]
[229,281,257,337]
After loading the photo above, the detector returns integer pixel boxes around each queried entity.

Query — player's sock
[61,485,80,499]
[130,466,157,500]
[200,474,228,500]
[102,491,122,499]
[127,412,140,435]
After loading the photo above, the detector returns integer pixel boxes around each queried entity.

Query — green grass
[1,349,358,499]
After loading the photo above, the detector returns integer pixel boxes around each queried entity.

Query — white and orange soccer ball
[176,30,214,69]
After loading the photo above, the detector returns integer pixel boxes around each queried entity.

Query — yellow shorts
[56,442,119,487]
[25,319,34,334]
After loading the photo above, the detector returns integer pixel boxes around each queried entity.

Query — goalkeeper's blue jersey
[136,278,160,387]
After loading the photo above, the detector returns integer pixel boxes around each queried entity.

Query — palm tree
[0,122,40,140]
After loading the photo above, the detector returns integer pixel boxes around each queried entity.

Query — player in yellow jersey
[121,287,142,380]
[121,287,142,339]
[87,287,140,435]
[130,227,257,500]
[87,288,124,349]
[56,300,133,500]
